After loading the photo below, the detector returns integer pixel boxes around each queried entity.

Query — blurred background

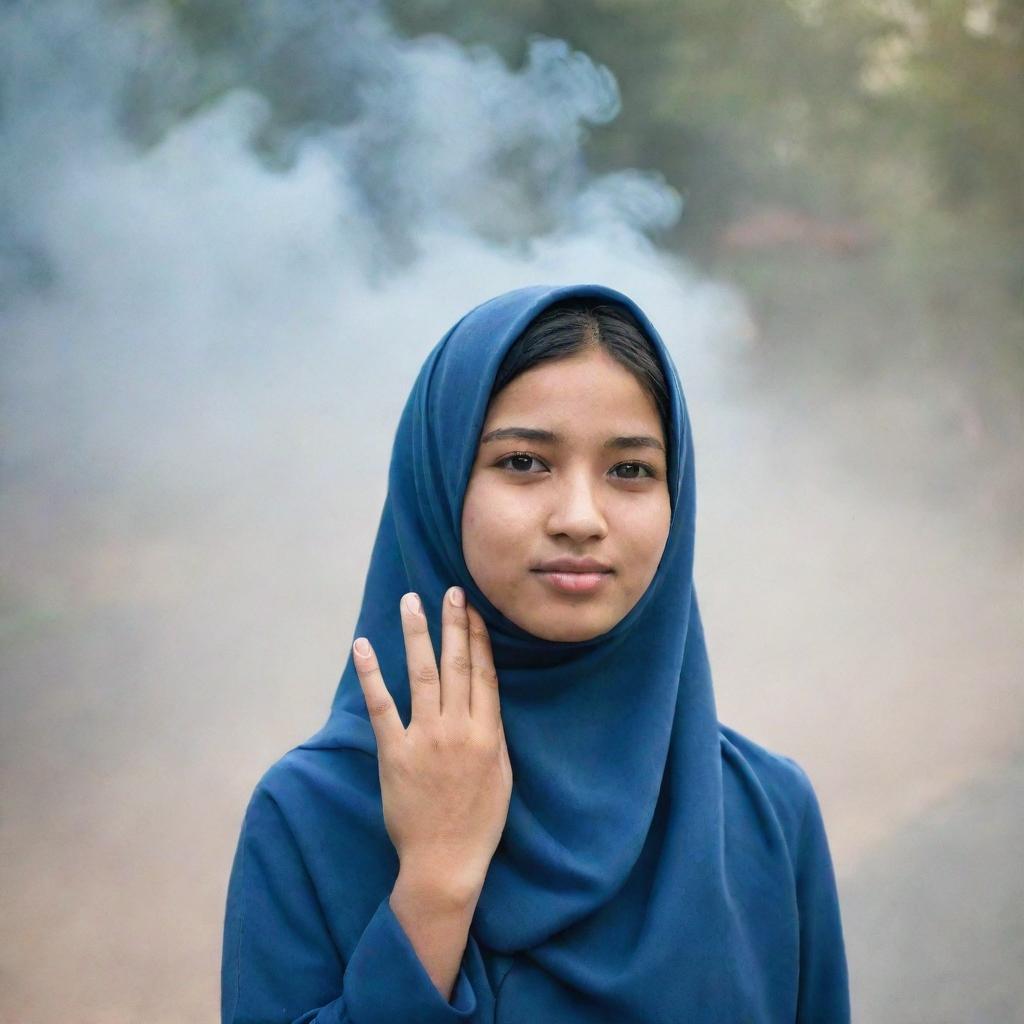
[1,0,1021,1021]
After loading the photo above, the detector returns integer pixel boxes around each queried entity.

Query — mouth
[531,568,613,595]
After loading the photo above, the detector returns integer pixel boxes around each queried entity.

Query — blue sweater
[220,725,848,1023]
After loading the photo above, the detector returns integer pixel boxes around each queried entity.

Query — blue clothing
[221,284,850,1023]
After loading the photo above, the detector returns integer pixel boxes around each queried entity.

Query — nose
[545,468,608,542]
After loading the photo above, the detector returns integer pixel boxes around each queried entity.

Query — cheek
[470,509,529,552]
[462,485,532,565]
[617,497,671,566]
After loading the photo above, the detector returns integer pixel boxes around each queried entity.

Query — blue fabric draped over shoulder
[220,283,850,1023]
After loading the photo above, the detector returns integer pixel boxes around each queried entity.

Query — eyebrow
[479,426,665,453]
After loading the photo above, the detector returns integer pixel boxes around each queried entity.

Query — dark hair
[490,299,671,449]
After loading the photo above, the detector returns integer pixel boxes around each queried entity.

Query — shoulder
[240,739,384,846]
[718,722,816,804]
[235,741,397,927]
[718,723,820,853]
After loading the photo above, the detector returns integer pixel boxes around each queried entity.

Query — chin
[515,608,616,643]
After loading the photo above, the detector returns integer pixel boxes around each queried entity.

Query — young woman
[220,283,850,1024]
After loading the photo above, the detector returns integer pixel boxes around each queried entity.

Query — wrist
[393,860,483,915]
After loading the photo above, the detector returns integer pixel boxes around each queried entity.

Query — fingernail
[449,586,465,607]
[404,592,422,614]
[353,637,370,657]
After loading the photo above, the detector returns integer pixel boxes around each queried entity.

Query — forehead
[482,347,664,433]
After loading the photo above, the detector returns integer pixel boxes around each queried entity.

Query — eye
[495,454,658,480]
[496,452,548,474]
[610,461,657,480]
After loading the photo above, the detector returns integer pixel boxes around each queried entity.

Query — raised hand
[352,586,513,906]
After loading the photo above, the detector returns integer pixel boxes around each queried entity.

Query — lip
[531,557,614,596]
[534,570,611,595]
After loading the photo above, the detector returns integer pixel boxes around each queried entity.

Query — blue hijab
[221,283,850,1024]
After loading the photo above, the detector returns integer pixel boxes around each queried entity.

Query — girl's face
[461,343,672,642]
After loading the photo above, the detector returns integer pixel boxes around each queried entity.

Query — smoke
[1,0,747,543]
[1,1,1020,1021]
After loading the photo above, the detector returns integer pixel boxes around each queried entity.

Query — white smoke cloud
[0,0,745,505]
